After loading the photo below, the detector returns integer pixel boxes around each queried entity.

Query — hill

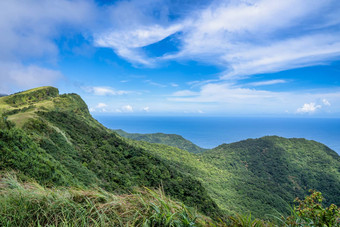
[1,86,339,222]
[0,87,220,218]
[115,129,206,153]
[121,132,340,218]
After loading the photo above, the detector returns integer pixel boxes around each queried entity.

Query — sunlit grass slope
[1,86,339,221]
[119,129,340,218]
[0,172,216,227]
[0,87,221,218]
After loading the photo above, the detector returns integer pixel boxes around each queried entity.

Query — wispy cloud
[0,62,62,93]
[143,106,150,112]
[169,82,340,114]
[121,105,133,112]
[0,0,95,93]
[95,24,183,66]
[247,80,288,87]
[172,90,199,97]
[82,86,130,96]
[90,102,108,113]
[144,80,167,87]
[94,0,340,80]
[323,98,331,106]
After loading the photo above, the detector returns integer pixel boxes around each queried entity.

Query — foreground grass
[0,172,216,227]
[1,172,339,226]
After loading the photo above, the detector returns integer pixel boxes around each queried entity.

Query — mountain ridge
[1,86,339,220]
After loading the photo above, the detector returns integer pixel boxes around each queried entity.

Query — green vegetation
[2,86,58,107]
[1,86,340,226]
[283,190,340,226]
[0,172,215,227]
[115,129,206,153]
[125,136,340,218]
[0,87,221,219]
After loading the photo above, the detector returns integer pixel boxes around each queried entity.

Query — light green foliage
[0,172,216,227]
[284,190,340,226]
[0,86,221,218]
[1,86,340,223]
[115,129,207,153]
[126,134,340,218]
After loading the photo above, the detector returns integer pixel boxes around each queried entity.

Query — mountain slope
[1,86,339,220]
[200,136,340,216]
[123,133,340,218]
[0,87,220,217]
[115,129,206,153]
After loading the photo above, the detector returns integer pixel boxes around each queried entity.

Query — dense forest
[0,87,339,226]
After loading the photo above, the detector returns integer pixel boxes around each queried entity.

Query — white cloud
[168,81,340,114]
[166,0,340,79]
[143,106,150,112]
[322,98,331,106]
[0,62,62,93]
[83,86,129,96]
[0,0,95,61]
[172,90,199,97]
[297,103,322,113]
[95,23,183,66]
[247,79,287,86]
[90,102,109,113]
[0,0,95,93]
[93,0,340,81]
[145,80,167,87]
[122,105,134,112]
[96,103,108,108]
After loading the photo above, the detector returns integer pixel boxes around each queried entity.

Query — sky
[1,0,340,117]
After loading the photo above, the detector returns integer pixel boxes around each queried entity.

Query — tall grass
[0,172,215,226]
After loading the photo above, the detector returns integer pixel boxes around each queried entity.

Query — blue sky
[1,0,340,116]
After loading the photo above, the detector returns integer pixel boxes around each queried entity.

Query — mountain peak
[0,87,91,127]
[2,86,59,107]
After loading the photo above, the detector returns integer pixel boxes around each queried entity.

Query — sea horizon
[94,115,340,154]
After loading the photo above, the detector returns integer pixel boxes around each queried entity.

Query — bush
[284,190,340,226]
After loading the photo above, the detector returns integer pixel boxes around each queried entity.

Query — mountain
[1,86,339,222]
[127,135,340,218]
[0,86,220,218]
[115,129,206,153]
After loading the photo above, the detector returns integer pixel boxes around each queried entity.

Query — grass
[0,172,216,227]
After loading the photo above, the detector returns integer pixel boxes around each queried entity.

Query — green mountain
[126,136,340,218]
[0,87,220,218]
[1,86,339,222]
[115,129,206,153]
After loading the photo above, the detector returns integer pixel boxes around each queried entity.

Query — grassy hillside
[0,172,216,227]
[115,129,206,153]
[1,86,340,223]
[124,133,340,218]
[0,87,221,218]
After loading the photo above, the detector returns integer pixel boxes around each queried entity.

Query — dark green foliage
[0,128,78,186]
[34,110,221,217]
[199,136,340,217]
[1,86,340,222]
[115,129,206,153]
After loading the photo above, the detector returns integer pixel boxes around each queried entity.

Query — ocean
[94,116,340,154]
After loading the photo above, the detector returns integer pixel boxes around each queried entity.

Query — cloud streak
[82,86,130,96]
[93,0,340,80]
[169,82,340,114]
